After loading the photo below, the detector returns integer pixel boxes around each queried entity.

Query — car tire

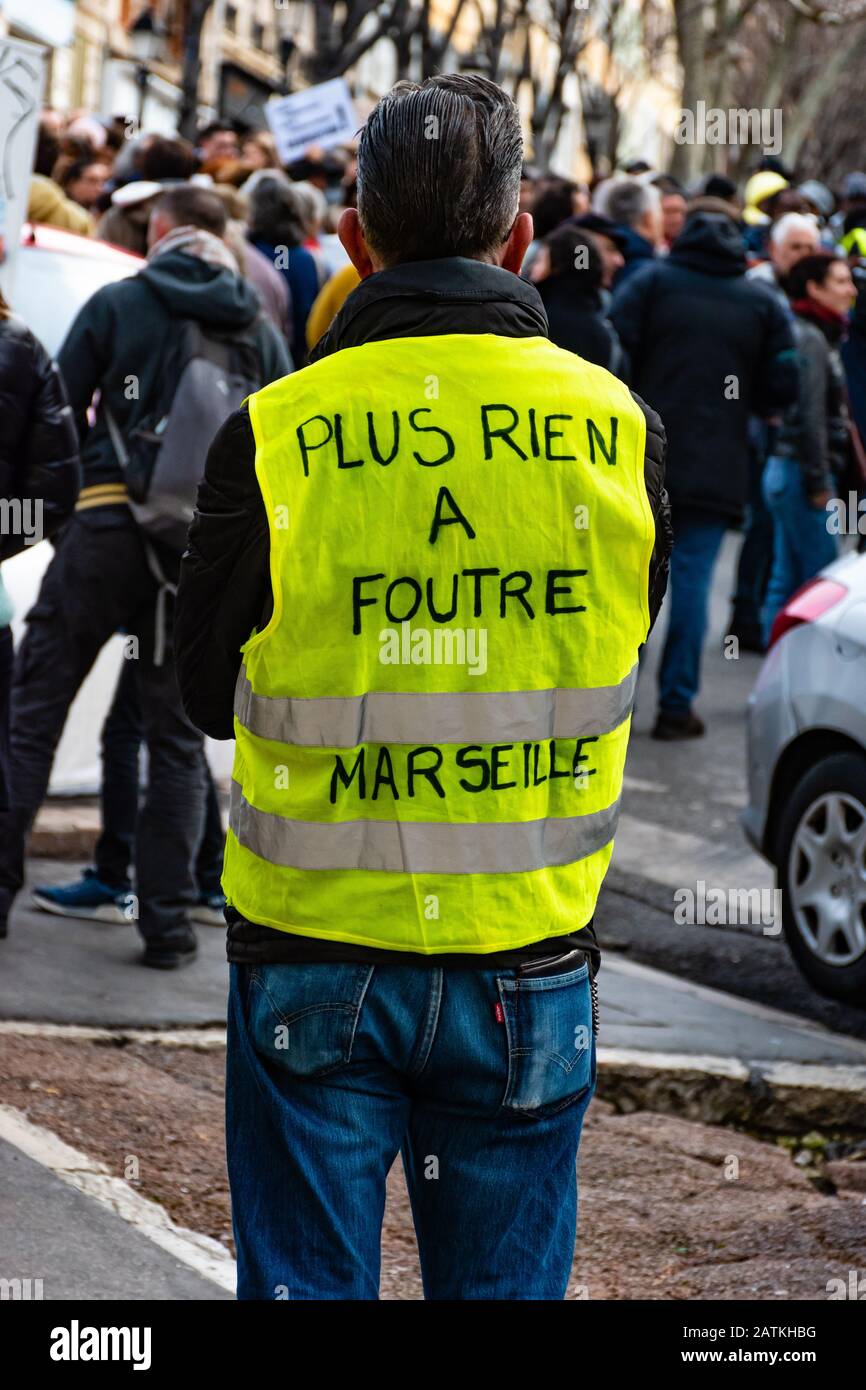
[776,751,866,1005]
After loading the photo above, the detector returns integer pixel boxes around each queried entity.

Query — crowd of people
[520,160,865,738]
[28,110,360,365]
[4,74,866,1300]
[0,100,865,952]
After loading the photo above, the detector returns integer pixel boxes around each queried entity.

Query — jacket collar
[310,256,549,362]
[792,297,848,343]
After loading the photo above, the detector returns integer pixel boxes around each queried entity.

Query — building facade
[0,0,680,175]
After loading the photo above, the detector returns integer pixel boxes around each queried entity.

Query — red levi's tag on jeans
[494,1002,505,1023]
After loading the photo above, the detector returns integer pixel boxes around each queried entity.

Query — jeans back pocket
[248,963,374,1077]
[497,963,595,1116]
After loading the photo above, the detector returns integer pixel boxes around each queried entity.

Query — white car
[744,550,866,1004]
[14,222,143,356]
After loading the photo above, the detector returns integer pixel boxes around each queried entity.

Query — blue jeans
[762,455,839,641]
[658,515,727,715]
[226,957,598,1300]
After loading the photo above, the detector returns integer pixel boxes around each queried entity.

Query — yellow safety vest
[224,332,654,954]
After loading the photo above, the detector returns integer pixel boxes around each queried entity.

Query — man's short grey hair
[357,74,523,264]
[593,177,661,230]
[771,211,820,247]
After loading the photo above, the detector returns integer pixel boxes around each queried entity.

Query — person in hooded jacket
[0,298,80,832]
[762,252,856,637]
[612,204,798,739]
[0,184,290,957]
[535,223,626,376]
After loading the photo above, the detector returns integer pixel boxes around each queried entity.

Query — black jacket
[611,212,798,521]
[0,315,80,563]
[537,273,627,378]
[57,250,291,491]
[175,257,671,968]
[775,309,850,496]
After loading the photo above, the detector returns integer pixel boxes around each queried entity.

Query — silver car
[744,548,866,1004]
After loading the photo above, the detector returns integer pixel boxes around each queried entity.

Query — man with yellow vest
[176,74,670,1301]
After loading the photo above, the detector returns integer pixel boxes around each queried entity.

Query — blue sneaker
[189,890,227,927]
[31,868,131,924]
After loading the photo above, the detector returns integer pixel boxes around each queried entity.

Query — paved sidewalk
[0,1138,232,1301]
[4,854,865,1304]
[3,860,866,1072]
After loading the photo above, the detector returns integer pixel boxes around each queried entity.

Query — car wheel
[776,752,866,1005]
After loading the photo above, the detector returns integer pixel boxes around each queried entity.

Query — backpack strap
[102,399,129,469]
[102,398,176,667]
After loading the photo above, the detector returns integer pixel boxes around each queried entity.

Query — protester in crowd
[572,211,627,292]
[195,121,240,167]
[28,173,95,235]
[839,203,866,259]
[522,176,590,276]
[139,134,198,183]
[64,113,110,158]
[247,174,323,362]
[829,171,866,242]
[700,173,741,209]
[38,106,65,143]
[519,162,540,214]
[0,294,80,839]
[842,260,866,450]
[654,175,688,249]
[291,180,332,283]
[31,659,228,927]
[593,176,663,284]
[175,72,670,1301]
[240,131,280,171]
[744,179,808,261]
[531,177,590,237]
[742,169,788,256]
[29,115,96,234]
[284,147,347,195]
[747,212,820,306]
[209,183,292,344]
[0,185,289,959]
[612,202,797,738]
[95,135,199,255]
[56,157,111,216]
[798,180,835,233]
[727,211,822,650]
[536,223,626,375]
[96,182,161,256]
[57,156,111,213]
[762,252,856,638]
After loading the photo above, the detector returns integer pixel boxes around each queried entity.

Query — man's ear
[338,208,376,278]
[500,212,534,274]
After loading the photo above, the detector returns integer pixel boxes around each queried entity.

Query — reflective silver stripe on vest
[229,780,620,875]
[234,664,637,749]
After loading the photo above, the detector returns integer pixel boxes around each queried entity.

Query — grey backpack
[104,318,261,554]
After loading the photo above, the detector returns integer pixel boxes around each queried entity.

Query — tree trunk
[670,0,708,182]
[783,33,859,164]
